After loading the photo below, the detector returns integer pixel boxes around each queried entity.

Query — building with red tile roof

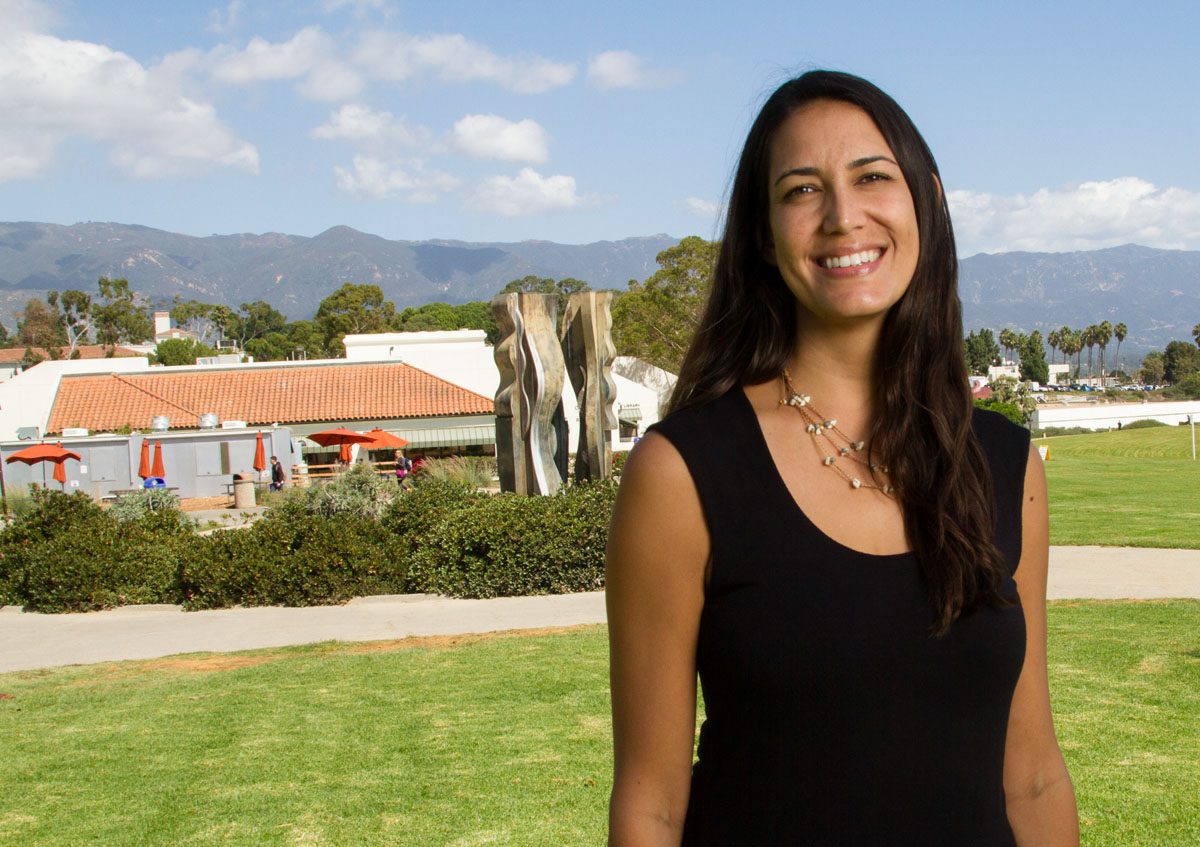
[47,360,493,438]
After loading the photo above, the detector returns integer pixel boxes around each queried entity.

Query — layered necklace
[780,369,894,496]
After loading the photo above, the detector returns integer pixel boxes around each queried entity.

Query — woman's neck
[785,320,881,421]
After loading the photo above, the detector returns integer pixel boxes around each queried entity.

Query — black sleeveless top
[648,389,1029,846]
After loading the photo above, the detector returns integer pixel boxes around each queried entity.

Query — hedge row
[0,475,617,613]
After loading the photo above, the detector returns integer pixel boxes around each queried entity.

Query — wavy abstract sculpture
[492,291,617,494]
[561,291,616,483]
[493,293,567,495]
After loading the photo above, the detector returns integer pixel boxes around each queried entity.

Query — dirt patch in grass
[142,654,283,673]
[342,624,603,655]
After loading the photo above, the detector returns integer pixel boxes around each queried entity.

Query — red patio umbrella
[5,442,81,490]
[137,439,152,479]
[253,432,267,472]
[150,441,165,479]
[361,428,409,449]
[308,426,374,464]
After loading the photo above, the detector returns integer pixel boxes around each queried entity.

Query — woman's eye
[783,184,816,199]
[860,172,892,184]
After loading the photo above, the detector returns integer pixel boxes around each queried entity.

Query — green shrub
[1035,426,1099,437]
[1163,372,1200,400]
[0,489,191,612]
[305,462,394,520]
[974,398,1025,426]
[405,480,616,598]
[417,455,497,488]
[107,488,187,524]
[1122,418,1167,430]
[180,511,404,610]
[611,450,629,478]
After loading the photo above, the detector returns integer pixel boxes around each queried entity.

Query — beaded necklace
[779,369,894,495]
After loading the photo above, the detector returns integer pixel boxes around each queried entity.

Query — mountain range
[1,222,1197,363]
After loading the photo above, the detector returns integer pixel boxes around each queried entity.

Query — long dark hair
[670,70,1010,635]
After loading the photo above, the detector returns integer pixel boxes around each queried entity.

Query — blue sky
[2,0,1199,255]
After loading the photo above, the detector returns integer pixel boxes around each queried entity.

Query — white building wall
[342,330,675,452]
[1033,400,1200,431]
[0,356,151,442]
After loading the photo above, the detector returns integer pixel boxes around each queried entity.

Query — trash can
[232,473,256,509]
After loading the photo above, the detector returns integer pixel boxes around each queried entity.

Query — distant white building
[342,330,674,452]
[1033,399,1200,431]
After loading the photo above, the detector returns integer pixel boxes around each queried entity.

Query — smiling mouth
[818,249,882,269]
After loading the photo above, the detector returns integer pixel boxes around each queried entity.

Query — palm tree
[1095,320,1113,381]
[998,328,1015,364]
[1048,329,1060,364]
[1059,332,1080,380]
[1082,325,1098,377]
[1114,322,1128,374]
[1059,325,1072,364]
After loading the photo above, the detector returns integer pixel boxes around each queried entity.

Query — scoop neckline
[734,385,914,562]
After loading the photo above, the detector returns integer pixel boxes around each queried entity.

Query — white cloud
[0,28,257,181]
[684,196,720,217]
[207,0,243,34]
[321,0,394,18]
[333,155,458,201]
[354,31,576,93]
[211,27,362,101]
[0,0,58,32]
[949,177,1200,255]
[212,26,328,82]
[586,50,682,90]
[471,167,591,216]
[451,114,548,164]
[312,104,430,148]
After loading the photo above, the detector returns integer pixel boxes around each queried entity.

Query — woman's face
[764,99,920,332]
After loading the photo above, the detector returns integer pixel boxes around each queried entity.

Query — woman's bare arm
[607,432,709,846]
[1004,444,1080,846]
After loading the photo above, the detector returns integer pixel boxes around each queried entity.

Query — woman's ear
[932,172,944,203]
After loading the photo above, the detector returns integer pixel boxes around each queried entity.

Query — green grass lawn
[1035,425,1200,548]
[2,603,1198,846]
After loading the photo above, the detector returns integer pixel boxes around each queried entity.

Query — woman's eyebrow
[773,155,899,186]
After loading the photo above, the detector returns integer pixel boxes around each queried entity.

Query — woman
[606,71,1078,846]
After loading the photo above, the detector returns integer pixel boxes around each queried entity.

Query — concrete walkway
[2,546,1197,674]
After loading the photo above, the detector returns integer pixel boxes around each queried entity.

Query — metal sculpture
[560,291,617,483]
[492,291,617,494]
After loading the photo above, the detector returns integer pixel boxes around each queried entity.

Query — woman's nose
[821,186,862,235]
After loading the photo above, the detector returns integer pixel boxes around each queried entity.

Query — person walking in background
[269,455,286,491]
[394,449,413,490]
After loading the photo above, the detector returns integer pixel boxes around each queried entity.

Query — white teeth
[821,250,880,269]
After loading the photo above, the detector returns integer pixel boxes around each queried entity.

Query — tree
[1019,331,1049,385]
[395,301,500,344]
[1094,320,1112,379]
[314,283,398,356]
[57,289,94,357]
[1193,322,1200,349]
[963,328,1000,376]
[153,338,217,366]
[171,299,234,347]
[611,236,719,373]
[985,376,1037,424]
[1114,322,1128,372]
[1139,351,1165,386]
[1162,340,1200,385]
[1058,330,1081,379]
[500,275,591,296]
[1047,329,1060,364]
[225,300,287,350]
[94,277,153,348]
[998,327,1018,363]
[0,320,9,346]
[15,297,67,350]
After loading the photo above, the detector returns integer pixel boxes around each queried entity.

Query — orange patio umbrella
[253,432,267,472]
[137,438,152,479]
[150,441,166,479]
[308,426,374,463]
[361,428,409,449]
[5,442,81,491]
